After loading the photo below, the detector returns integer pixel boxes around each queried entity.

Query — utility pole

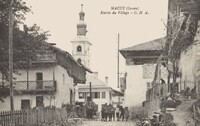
[9,0,15,125]
[89,82,92,101]
[117,33,120,88]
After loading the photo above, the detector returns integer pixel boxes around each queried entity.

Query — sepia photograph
[0,0,200,126]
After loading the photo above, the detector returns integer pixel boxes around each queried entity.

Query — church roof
[120,37,166,52]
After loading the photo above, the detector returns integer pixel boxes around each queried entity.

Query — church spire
[79,4,85,21]
[77,4,87,36]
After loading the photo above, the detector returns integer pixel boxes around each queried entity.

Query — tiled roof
[120,37,166,51]
[78,74,111,88]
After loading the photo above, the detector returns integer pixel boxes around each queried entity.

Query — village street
[79,121,136,126]
[1,0,200,126]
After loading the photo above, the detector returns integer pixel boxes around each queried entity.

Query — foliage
[62,101,98,118]
[63,104,79,118]
[163,6,198,96]
[75,102,85,118]
[0,0,50,79]
[163,113,177,126]
[165,12,197,60]
[129,106,148,121]
[0,23,49,79]
[0,0,50,101]
[161,100,182,108]
[0,0,31,24]
[0,85,10,101]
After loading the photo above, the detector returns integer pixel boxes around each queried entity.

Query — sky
[24,0,168,89]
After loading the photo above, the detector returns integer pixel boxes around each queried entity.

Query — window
[79,92,84,99]
[36,96,44,107]
[94,92,100,99]
[21,100,30,110]
[102,92,106,99]
[77,46,82,52]
[36,73,43,81]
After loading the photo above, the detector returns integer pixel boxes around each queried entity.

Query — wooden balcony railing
[13,80,56,94]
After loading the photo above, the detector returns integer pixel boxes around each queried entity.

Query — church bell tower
[71,4,92,68]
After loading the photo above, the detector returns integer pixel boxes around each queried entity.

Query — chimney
[105,76,108,84]
[93,72,98,77]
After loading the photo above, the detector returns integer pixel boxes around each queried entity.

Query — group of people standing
[101,103,129,121]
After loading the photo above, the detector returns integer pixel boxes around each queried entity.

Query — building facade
[76,84,113,112]
[0,42,89,111]
[76,75,124,112]
[120,37,168,107]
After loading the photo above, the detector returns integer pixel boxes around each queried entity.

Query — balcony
[13,80,56,94]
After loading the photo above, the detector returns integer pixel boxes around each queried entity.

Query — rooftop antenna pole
[117,33,120,88]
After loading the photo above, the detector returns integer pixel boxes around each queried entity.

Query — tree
[0,0,31,24]
[0,0,50,100]
[164,1,198,97]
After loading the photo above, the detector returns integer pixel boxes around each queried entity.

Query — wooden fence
[0,108,68,126]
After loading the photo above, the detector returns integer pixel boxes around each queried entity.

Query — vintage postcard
[0,0,200,125]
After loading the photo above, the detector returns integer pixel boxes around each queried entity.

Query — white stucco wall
[54,65,74,106]
[124,63,167,107]
[124,65,147,106]
[72,41,91,68]
[0,95,52,111]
